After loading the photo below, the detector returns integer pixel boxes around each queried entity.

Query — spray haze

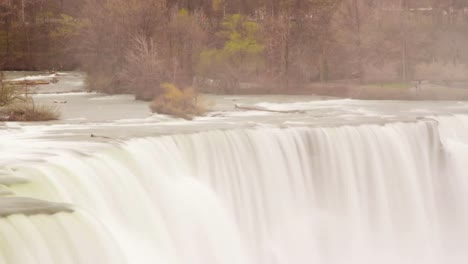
[1,0,468,98]
[1,1,468,264]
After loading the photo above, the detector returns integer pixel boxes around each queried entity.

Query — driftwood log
[5,80,51,86]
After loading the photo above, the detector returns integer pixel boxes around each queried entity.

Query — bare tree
[120,35,165,100]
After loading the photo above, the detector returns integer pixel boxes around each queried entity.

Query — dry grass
[365,82,413,89]
[0,79,25,107]
[149,83,206,120]
[1,74,59,122]
[0,102,60,122]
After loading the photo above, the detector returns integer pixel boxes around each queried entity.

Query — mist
[1,1,468,264]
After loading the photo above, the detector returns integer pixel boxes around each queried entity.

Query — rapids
[0,114,467,264]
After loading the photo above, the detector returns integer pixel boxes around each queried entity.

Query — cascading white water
[0,212,125,264]
[1,115,468,264]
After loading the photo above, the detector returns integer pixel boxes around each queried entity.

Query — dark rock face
[0,174,74,217]
[0,197,73,217]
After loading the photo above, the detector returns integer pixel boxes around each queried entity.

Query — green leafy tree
[167,8,207,86]
[198,14,263,92]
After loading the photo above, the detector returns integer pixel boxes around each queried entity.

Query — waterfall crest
[2,116,468,264]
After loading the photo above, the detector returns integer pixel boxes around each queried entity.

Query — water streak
[2,116,468,264]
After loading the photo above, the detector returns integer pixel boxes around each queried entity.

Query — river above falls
[1,72,468,264]
[2,71,468,138]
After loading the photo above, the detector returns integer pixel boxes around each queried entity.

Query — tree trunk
[352,0,363,83]
[284,17,290,90]
[319,45,328,83]
[401,0,409,82]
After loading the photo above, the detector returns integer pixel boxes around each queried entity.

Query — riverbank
[308,82,468,100]
[6,71,468,101]
[210,81,468,100]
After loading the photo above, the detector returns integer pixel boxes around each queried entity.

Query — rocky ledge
[0,173,74,217]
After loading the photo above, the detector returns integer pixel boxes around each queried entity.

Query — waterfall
[1,115,468,264]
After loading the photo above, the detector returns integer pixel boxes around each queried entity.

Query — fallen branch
[5,80,52,86]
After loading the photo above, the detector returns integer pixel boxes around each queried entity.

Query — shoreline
[201,82,468,101]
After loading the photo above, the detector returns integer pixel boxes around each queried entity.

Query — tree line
[2,0,468,97]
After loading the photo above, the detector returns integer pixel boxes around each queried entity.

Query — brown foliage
[0,78,25,106]
[0,102,59,122]
[149,83,206,120]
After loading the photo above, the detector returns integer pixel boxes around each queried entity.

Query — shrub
[85,73,117,94]
[0,102,60,121]
[0,74,25,106]
[0,82,24,106]
[149,83,205,120]
[0,73,60,122]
